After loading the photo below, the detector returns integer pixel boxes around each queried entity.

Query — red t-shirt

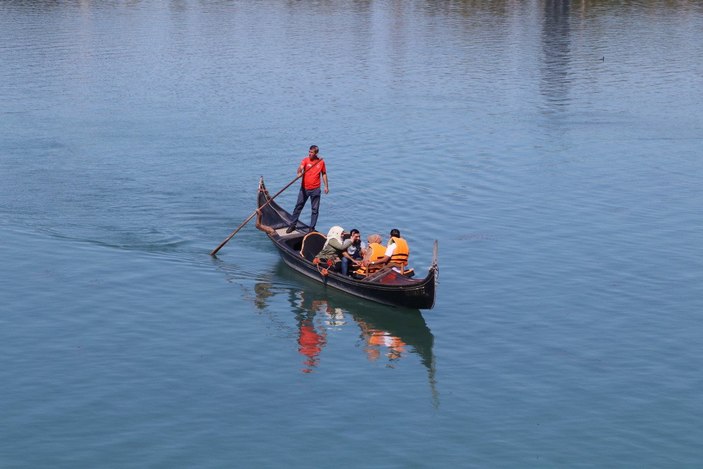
[299,156,326,190]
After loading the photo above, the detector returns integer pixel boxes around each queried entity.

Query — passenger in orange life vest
[357,234,387,276]
[363,229,410,272]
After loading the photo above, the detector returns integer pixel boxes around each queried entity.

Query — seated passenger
[356,234,387,277]
[314,226,353,271]
[361,229,411,275]
[341,228,365,276]
[385,228,410,272]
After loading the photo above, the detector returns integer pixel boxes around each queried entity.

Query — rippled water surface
[2,1,703,466]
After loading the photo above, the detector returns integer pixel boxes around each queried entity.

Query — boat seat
[300,232,326,262]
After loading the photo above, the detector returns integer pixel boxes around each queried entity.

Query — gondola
[255,177,438,309]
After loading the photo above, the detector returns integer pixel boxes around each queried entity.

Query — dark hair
[349,228,361,245]
[309,145,319,153]
[390,228,400,238]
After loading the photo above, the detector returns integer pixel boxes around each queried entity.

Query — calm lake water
[2,0,703,466]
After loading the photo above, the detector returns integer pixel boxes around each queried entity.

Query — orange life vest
[388,237,409,267]
[355,242,386,276]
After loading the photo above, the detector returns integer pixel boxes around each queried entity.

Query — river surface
[1,0,702,467]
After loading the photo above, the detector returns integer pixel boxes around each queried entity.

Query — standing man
[286,145,328,233]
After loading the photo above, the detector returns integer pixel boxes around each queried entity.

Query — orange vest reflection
[358,321,407,363]
[295,298,408,372]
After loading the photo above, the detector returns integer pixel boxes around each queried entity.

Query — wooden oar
[209,158,322,256]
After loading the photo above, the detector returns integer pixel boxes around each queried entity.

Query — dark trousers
[290,187,321,229]
[341,257,361,276]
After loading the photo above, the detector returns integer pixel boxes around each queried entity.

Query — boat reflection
[252,262,439,403]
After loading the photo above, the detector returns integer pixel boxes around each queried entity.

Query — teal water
[1,0,703,466]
